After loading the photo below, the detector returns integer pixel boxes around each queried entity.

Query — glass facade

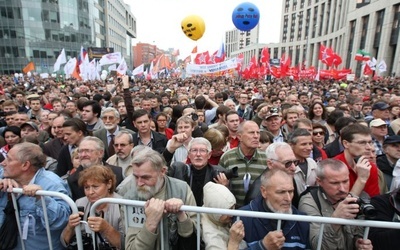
[0,0,97,74]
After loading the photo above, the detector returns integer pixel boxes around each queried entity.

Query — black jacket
[168,162,225,206]
[369,192,400,250]
[323,137,343,158]
[67,163,123,201]
[132,131,168,154]
[376,155,394,190]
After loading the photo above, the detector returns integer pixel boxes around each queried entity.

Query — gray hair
[287,128,311,144]
[265,142,292,160]
[101,107,120,119]
[115,131,133,144]
[260,168,291,188]
[130,147,166,172]
[188,137,212,152]
[13,142,46,170]
[316,159,348,180]
[80,136,105,150]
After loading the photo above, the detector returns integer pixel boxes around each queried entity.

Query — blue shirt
[0,168,71,250]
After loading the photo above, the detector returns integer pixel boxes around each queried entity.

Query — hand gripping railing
[90,197,400,250]
[10,188,84,250]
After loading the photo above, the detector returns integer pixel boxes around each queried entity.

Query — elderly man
[334,123,381,197]
[118,147,197,250]
[369,118,388,157]
[93,107,136,160]
[0,142,70,249]
[219,120,267,207]
[240,169,310,250]
[106,131,135,178]
[67,136,123,201]
[299,159,373,250]
[168,137,227,206]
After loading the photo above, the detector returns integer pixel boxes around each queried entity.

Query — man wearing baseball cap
[260,108,286,143]
[371,101,390,123]
[370,118,389,157]
[377,135,400,190]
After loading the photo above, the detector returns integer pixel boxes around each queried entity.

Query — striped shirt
[219,147,268,207]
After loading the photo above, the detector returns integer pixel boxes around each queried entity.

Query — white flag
[99,52,122,66]
[63,57,77,75]
[79,54,90,81]
[108,64,117,71]
[53,48,67,72]
[132,64,144,76]
[117,57,128,76]
[377,60,387,73]
[367,57,377,70]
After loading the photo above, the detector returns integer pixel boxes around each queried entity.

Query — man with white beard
[239,169,310,250]
[118,147,197,250]
[93,107,136,160]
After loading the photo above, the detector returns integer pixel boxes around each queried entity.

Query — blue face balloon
[232,2,260,31]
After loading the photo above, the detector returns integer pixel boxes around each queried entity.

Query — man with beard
[298,159,373,250]
[67,136,123,200]
[93,107,135,160]
[239,169,310,250]
[118,147,197,250]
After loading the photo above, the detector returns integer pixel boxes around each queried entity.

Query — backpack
[298,186,323,216]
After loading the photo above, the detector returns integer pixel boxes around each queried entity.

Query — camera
[190,112,198,121]
[350,195,377,219]
[212,167,239,180]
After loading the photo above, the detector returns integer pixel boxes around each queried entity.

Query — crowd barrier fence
[8,190,400,250]
[90,197,400,250]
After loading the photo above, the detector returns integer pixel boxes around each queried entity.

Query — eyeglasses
[271,159,299,168]
[313,131,325,136]
[351,140,374,146]
[102,116,116,121]
[189,148,208,154]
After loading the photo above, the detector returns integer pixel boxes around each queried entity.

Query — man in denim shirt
[0,142,70,250]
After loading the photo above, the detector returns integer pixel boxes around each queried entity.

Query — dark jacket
[323,137,343,158]
[376,155,394,190]
[55,144,73,177]
[240,195,310,250]
[67,163,123,201]
[369,192,400,250]
[43,138,65,160]
[132,131,168,154]
[168,162,225,206]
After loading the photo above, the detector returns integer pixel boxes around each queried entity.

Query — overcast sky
[125,0,283,59]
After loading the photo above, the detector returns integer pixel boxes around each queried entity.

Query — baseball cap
[21,122,39,131]
[265,108,280,120]
[372,102,390,111]
[384,135,400,145]
[369,119,387,128]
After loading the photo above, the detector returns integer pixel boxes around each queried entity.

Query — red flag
[260,47,270,63]
[332,53,342,67]
[248,56,258,70]
[319,44,334,66]
[184,55,191,65]
[364,63,373,75]
[194,51,210,64]
[280,53,291,77]
[191,46,198,53]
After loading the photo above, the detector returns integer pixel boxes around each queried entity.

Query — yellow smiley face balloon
[181,15,205,41]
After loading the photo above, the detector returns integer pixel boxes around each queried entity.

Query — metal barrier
[91,197,400,250]
[10,188,84,250]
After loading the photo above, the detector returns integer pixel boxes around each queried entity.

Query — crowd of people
[0,73,400,249]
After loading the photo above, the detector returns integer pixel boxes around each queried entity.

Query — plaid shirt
[372,137,385,156]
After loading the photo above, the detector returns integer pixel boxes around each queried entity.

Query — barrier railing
[10,188,84,250]
[90,197,400,250]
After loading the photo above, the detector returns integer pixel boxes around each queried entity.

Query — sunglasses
[271,159,299,168]
[313,131,325,136]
